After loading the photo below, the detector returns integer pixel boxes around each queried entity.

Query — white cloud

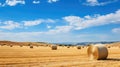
[86,0,98,5]
[23,19,56,27]
[63,9,120,30]
[47,26,73,34]
[84,0,118,6]
[1,0,25,6]
[0,21,20,30]
[0,18,57,30]
[33,0,40,4]
[47,25,51,29]
[23,19,43,26]
[0,31,43,42]
[0,3,2,6]
[48,0,59,3]
[44,19,56,23]
[112,28,120,34]
[63,16,83,28]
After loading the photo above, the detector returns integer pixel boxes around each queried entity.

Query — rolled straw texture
[87,45,108,60]
[51,45,57,50]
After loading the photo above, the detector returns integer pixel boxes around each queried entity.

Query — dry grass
[0,42,119,67]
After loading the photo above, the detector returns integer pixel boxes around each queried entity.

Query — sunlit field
[0,42,120,67]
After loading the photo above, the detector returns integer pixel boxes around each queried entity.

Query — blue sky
[0,0,120,42]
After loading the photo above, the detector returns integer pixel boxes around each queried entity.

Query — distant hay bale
[48,45,51,47]
[46,45,49,47]
[82,46,84,48]
[51,45,57,50]
[10,45,13,47]
[28,43,31,46]
[77,46,81,49]
[67,46,70,48]
[87,45,108,60]
[1,44,6,46]
[108,46,111,48]
[30,45,33,48]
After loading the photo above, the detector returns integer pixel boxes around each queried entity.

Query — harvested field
[0,45,120,67]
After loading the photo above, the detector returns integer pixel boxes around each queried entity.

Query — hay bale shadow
[106,58,120,61]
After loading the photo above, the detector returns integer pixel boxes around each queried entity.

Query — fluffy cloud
[47,26,73,34]
[48,0,59,3]
[0,31,43,42]
[0,0,60,7]
[33,0,40,4]
[47,25,52,29]
[112,28,120,34]
[0,21,20,30]
[63,9,120,30]
[84,0,118,6]
[3,0,25,6]
[0,18,57,30]
[23,19,56,27]
[44,19,57,23]
[23,19,43,27]
[0,3,2,6]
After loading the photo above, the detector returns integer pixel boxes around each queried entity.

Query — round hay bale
[20,45,23,47]
[1,44,6,46]
[51,45,57,50]
[108,46,110,48]
[30,45,33,48]
[28,43,31,46]
[77,46,81,49]
[67,46,70,48]
[87,45,108,60]
[82,46,84,48]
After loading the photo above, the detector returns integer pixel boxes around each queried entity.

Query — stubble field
[0,45,120,67]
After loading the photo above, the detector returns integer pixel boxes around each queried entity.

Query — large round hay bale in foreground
[87,45,108,60]
[51,45,57,50]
